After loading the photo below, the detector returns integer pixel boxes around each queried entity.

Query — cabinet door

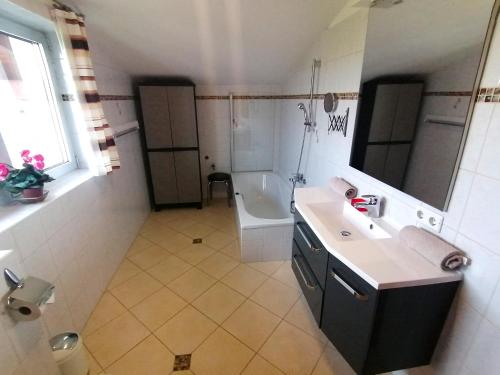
[391,83,423,141]
[294,211,328,289]
[174,150,201,203]
[368,84,399,142]
[167,86,198,148]
[291,240,323,324]
[321,255,378,374]
[140,86,173,149]
[148,152,177,204]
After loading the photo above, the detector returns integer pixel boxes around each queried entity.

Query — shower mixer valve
[289,173,306,185]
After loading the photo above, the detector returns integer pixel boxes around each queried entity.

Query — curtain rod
[53,1,85,18]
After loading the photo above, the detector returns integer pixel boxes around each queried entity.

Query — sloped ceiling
[70,0,349,85]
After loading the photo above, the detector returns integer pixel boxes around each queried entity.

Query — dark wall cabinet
[137,81,202,210]
[292,211,459,375]
[350,79,423,190]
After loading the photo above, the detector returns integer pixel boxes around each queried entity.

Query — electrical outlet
[415,207,444,233]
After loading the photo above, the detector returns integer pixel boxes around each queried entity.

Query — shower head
[297,103,311,125]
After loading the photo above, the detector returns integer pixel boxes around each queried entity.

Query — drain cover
[340,230,351,237]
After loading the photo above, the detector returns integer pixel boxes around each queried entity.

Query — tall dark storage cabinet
[137,80,202,210]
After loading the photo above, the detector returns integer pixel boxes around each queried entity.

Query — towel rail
[424,118,464,127]
[114,126,139,139]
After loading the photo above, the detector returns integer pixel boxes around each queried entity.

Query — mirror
[350,0,497,210]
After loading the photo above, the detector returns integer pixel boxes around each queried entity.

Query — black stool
[207,172,232,207]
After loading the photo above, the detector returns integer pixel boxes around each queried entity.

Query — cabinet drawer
[321,254,378,374]
[294,211,328,289]
[291,240,323,325]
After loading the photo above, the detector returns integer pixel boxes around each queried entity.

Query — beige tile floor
[83,199,355,375]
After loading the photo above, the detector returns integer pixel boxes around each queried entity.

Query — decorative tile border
[194,92,359,100]
[62,94,134,101]
[423,91,472,97]
[61,88,499,103]
[476,87,500,103]
[100,95,135,101]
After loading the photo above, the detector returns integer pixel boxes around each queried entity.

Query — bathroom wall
[404,52,480,208]
[195,84,281,197]
[277,9,500,375]
[0,2,150,374]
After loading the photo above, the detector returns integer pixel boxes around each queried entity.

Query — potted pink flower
[0,150,54,201]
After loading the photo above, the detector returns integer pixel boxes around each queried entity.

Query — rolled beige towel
[399,226,471,271]
[329,177,357,199]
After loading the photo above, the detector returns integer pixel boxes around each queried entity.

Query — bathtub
[232,172,294,262]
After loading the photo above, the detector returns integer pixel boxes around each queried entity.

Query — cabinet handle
[330,271,368,301]
[293,255,317,290]
[296,223,322,253]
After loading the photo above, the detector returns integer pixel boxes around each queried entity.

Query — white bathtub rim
[234,194,294,229]
[232,171,294,229]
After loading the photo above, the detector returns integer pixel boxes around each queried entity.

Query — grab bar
[330,270,368,301]
[296,223,322,253]
[293,255,317,290]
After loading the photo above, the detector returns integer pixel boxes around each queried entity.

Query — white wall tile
[459,175,500,254]
[10,212,47,260]
[477,104,500,178]
[462,318,500,374]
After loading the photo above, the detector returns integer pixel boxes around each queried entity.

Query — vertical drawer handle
[330,271,368,301]
[293,255,317,290]
[296,223,322,253]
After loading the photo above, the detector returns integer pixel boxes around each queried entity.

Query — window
[0,16,75,176]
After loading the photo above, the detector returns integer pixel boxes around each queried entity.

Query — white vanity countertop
[294,187,462,290]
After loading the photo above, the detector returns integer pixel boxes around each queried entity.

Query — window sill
[0,169,93,233]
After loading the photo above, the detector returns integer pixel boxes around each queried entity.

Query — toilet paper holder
[4,268,55,321]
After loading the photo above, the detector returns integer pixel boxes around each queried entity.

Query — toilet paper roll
[8,301,45,321]
[6,276,55,322]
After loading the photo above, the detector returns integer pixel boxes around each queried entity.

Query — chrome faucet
[352,195,382,218]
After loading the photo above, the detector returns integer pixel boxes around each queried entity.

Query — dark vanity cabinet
[136,80,202,210]
[292,211,460,375]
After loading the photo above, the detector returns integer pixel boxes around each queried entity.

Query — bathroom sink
[306,201,392,242]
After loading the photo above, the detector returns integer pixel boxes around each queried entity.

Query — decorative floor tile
[173,354,192,371]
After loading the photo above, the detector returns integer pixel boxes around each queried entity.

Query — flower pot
[22,186,44,199]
